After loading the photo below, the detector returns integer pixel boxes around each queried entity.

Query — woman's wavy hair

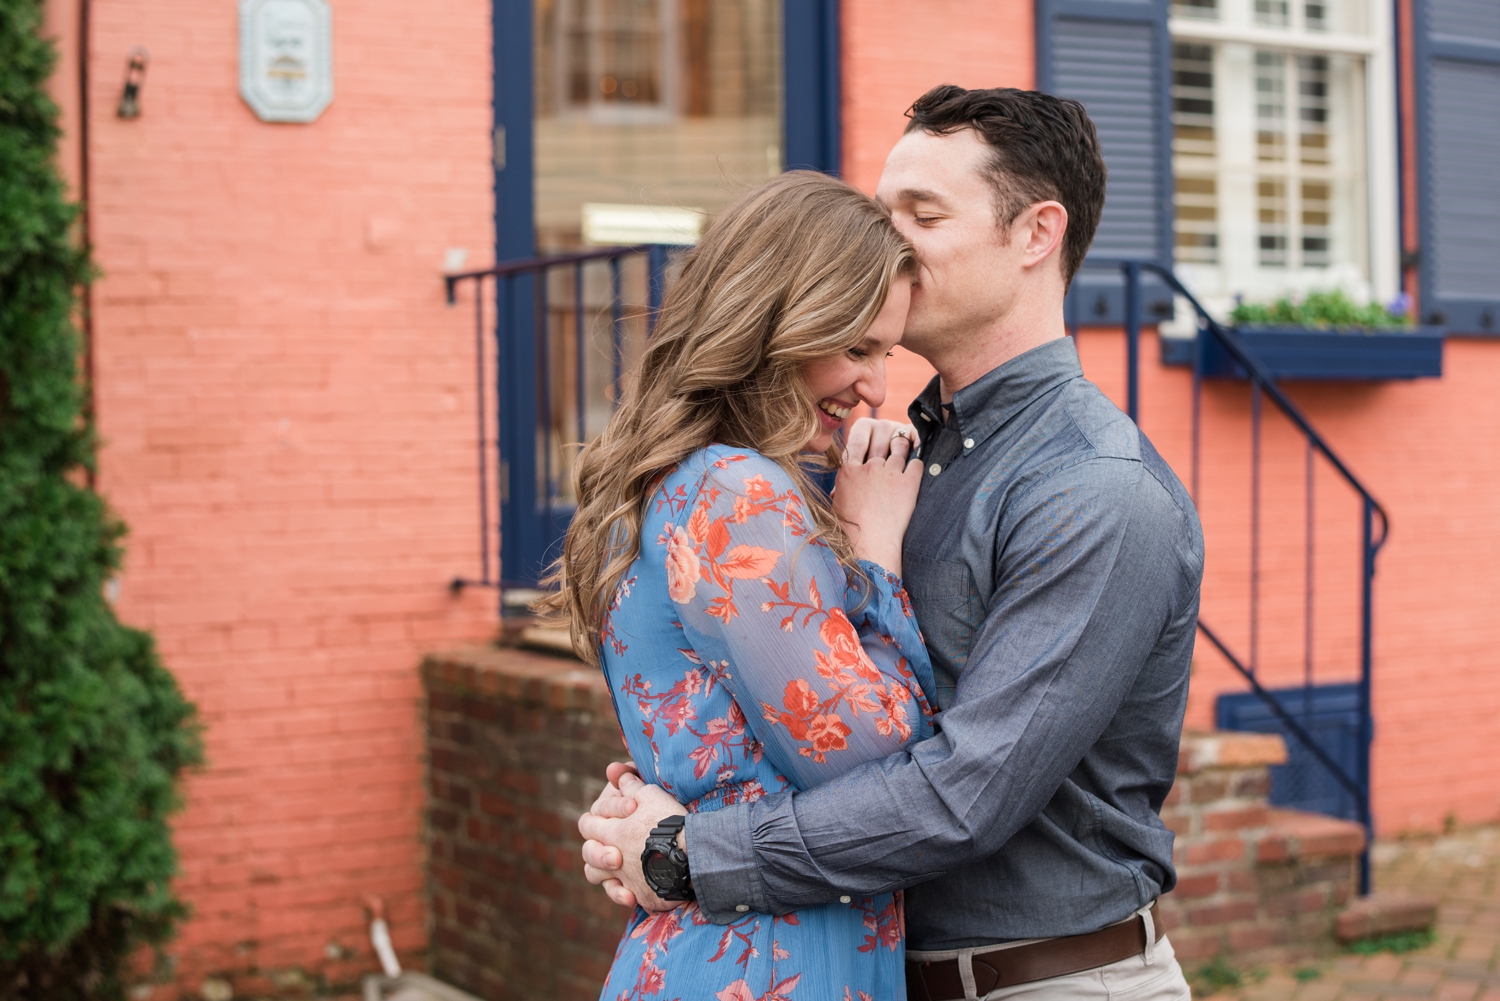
[540,170,916,665]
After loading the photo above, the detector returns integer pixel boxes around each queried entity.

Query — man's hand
[579,763,689,913]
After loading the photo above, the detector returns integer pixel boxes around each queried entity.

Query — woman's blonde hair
[542,170,916,665]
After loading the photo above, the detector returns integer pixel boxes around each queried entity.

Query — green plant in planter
[1229,289,1412,330]
[1,2,202,998]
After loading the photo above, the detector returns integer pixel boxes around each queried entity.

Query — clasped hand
[577,418,921,911]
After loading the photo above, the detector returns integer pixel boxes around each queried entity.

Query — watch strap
[650,814,686,839]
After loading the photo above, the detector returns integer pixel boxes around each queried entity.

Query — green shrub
[1344,928,1436,955]
[1229,289,1412,330]
[0,2,202,997]
[1189,957,1244,996]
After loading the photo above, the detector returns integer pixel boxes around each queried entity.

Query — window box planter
[1160,326,1444,381]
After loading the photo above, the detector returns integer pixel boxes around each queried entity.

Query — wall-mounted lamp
[116,47,149,119]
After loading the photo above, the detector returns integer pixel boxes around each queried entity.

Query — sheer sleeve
[667,450,936,790]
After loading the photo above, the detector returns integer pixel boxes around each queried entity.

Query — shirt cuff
[684,800,775,923]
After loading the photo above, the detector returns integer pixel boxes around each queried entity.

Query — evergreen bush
[0,2,202,997]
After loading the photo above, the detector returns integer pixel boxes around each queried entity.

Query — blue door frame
[489,0,841,590]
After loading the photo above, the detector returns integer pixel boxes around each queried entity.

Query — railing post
[647,244,668,336]
[475,277,489,586]
[574,261,587,446]
[610,256,623,400]
[1358,496,1377,894]
[1123,260,1141,423]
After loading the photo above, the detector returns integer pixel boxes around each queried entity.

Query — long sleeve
[667,451,936,791]
[685,454,1203,924]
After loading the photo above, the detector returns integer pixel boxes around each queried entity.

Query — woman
[547,171,934,1001]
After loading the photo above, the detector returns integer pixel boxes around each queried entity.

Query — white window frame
[1167,0,1399,320]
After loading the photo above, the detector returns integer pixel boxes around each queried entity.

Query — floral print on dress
[596,445,937,1001]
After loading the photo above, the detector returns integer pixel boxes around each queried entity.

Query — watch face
[644,852,676,886]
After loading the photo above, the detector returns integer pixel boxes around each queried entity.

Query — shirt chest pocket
[901,552,982,708]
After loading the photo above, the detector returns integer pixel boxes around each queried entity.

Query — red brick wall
[58,0,500,992]
[423,647,627,1001]
[1063,331,1500,834]
[839,0,1035,421]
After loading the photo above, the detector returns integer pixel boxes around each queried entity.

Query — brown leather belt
[906,902,1162,1001]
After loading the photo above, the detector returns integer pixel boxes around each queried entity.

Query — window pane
[1301,180,1331,266]
[1259,178,1289,266]
[1173,43,1219,263]
[1298,55,1330,165]
[1255,0,1290,26]
[1256,51,1287,163]
[535,0,784,252]
[1173,0,1219,20]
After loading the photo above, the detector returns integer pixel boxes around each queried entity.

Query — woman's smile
[817,397,857,430]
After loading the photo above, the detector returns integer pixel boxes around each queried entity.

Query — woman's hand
[833,418,924,575]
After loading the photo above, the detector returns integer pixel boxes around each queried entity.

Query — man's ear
[1016,200,1069,271]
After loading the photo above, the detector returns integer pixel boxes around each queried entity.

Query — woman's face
[801,278,912,454]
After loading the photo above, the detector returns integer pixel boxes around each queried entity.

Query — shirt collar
[909,336,1084,448]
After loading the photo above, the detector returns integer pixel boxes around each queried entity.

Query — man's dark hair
[905,85,1106,285]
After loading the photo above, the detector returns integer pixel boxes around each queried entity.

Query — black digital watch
[640,814,694,901]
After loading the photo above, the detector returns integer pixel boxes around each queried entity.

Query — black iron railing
[444,244,680,596]
[1110,260,1388,893]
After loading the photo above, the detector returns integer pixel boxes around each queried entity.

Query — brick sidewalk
[1209,825,1499,1000]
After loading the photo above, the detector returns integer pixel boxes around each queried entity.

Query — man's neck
[933,308,1068,403]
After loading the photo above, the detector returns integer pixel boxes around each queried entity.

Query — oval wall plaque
[239,0,333,123]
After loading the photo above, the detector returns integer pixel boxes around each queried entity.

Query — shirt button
[928,463,942,476]
[839,895,852,904]
[964,438,975,449]
[735,904,750,912]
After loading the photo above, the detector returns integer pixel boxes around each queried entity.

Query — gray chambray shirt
[685,336,1205,949]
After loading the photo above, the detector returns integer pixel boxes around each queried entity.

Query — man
[580,85,1204,1000]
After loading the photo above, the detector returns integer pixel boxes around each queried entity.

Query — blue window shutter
[1037,0,1173,325]
[1415,0,1500,333]
[783,0,841,174]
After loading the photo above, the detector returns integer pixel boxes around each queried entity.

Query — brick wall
[424,648,1367,997]
[423,647,628,1001]
[42,0,500,994]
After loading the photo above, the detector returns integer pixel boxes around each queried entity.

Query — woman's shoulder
[663,445,799,498]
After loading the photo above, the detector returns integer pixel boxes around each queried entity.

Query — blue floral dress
[596,445,937,1001]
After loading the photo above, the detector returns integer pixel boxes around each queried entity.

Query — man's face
[875,128,1021,359]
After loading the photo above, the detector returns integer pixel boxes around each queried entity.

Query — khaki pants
[908,906,1193,1000]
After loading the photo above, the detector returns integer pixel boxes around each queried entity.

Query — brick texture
[422,646,631,1001]
[1162,732,1366,964]
[52,0,499,994]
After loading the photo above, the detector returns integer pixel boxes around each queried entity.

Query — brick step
[1335,891,1439,942]
[1162,732,1370,962]
[1256,808,1367,864]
